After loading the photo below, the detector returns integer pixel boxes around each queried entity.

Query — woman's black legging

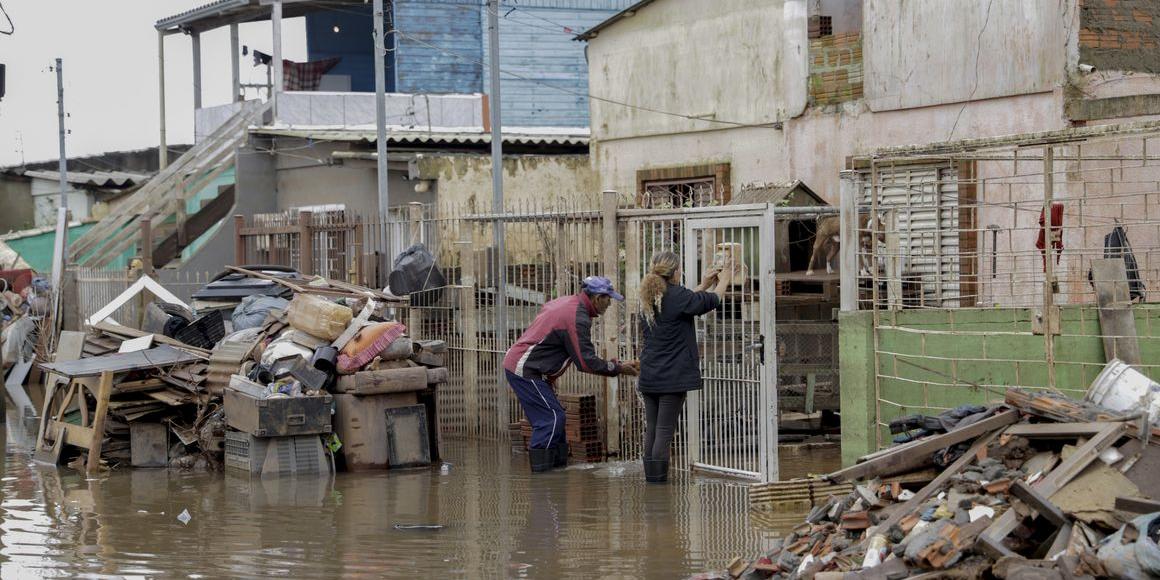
[642,392,687,462]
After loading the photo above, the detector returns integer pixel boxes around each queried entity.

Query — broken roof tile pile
[33,266,448,475]
[703,380,1160,580]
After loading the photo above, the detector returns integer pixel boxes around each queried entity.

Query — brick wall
[809,32,863,106]
[1079,0,1160,73]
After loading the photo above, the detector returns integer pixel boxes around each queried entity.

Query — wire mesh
[851,127,1160,450]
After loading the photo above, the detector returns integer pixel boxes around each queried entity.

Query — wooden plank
[53,420,96,449]
[86,372,114,473]
[828,410,1018,483]
[95,322,211,356]
[983,422,1127,542]
[152,184,236,268]
[334,367,428,395]
[1114,496,1160,513]
[426,367,448,384]
[1009,480,1069,526]
[1091,258,1141,365]
[1003,422,1109,438]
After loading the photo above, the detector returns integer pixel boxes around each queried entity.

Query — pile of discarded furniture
[1,270,54,414]
[710,360,1160,580]
[32,266,447,476]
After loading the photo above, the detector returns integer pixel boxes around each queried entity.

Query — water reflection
[0,414,816,578]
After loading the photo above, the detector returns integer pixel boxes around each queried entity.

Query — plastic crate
[224,430,269,473]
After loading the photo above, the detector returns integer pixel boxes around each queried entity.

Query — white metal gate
[680,211,778,480]
[620,205,778,480]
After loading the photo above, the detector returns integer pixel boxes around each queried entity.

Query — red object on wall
[1035,203,1064,272]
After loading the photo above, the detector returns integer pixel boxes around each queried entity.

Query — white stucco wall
[586,0,808,142]
[862,0,1072,112]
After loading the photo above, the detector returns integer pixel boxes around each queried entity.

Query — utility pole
[373,0,390,243]
[487,0,508,428]
[55,58,68,216]
[49,58,69,343]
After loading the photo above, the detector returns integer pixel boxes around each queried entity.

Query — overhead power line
[392,28,781,129]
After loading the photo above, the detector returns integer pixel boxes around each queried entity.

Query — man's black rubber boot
[644,459,669,483]
[553,442,570,468]
[529,448,555,473]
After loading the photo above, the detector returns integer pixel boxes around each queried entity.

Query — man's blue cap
[581,276,624,301]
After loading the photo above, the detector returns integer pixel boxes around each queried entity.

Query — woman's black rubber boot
[644,459,669,483]
[529,448,555,473]
[553,443,570,468]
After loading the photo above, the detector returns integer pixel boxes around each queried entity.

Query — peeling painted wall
[594,91,1066,205]
[416,153,596,263]
[585,0,808,142]
[863,0,1070,112]
[417,153,595,212]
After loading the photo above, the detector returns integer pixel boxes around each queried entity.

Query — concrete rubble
[704,378,1160,580]
[29,265,447,476]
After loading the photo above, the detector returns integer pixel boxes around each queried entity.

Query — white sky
[0,1,307,167]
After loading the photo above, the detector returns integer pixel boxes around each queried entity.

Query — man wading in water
[503,276,640,473]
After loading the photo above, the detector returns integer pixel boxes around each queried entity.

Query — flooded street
[0,414,831,578]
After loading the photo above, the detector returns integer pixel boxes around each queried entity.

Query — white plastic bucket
[1087,359,1160,424]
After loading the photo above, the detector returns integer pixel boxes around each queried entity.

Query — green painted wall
[6,223,96,273]
[839,305,1160,466]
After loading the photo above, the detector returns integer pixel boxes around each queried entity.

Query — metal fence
[69,193,836,481]
[843,121,1160,449]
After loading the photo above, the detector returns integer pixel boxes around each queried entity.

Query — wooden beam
[828,410,1019,483]
[1115,496,1160,513]
[86,371,114,473]
[152,184,237,268]
[1091,258,1141,365]
[333,367,428,395]
[1009,480,1068,526]
[1002,422,1109,438]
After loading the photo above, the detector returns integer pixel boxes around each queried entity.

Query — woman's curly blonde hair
[640,251,681,326]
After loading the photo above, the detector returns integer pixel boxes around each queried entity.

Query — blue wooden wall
[484,0,633,127]
[305,5,395,93]
[306,0,633,126]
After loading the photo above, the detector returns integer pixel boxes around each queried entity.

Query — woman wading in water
[637,251,729,483]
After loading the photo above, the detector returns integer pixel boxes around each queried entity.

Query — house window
[642,177,717,208]
[636,163,731,208]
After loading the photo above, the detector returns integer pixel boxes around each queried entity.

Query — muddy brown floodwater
[0,413,833,578]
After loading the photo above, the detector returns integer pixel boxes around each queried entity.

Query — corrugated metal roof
[729,180,827,206]
[155,0,251,31]
[156,0,367,33]
[251,126,590,146]
[20,170,149,188]
[575,0,659,40]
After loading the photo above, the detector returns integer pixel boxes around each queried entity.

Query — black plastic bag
[388,244,446,305]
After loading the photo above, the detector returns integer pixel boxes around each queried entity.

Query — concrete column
[271,0,283,118]
[191,31,202,110]
[838,310,877,466]
[158,31,168,169]
[839,171,858,311]
[230,24,241,102]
